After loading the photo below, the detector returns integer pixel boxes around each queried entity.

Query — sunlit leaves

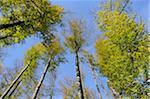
[22,39,64,80]
[0,0,63,46]
[95,2,149,97]
[64,20,85,53]
[23,43,46,79]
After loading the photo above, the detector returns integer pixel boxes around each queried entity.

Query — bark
[0,62,30,99]
[32,58,51,99]
[75,51,84,99]
[0,21,24,30]
[8,80,21,97]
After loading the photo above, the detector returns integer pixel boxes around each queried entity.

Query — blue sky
[2,0,149,99]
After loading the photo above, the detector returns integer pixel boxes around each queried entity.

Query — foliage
[0,0,63,46]
[60,77,97,99]
[22,38,64,79]
[95,1,149,98]
[22,43,46,80]
[64,20,86,53]
[63,20,87,99]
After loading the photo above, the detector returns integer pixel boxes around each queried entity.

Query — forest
[0,0,149,99]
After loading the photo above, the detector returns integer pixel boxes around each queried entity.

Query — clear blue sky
[2,0,149,99]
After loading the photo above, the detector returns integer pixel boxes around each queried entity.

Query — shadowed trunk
[75,51,84,99]
[0,21,24,30]
[32,58,51,99]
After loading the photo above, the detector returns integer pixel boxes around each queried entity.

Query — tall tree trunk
[89,64,102,99]
[32,58,51,99]
[0,62,30,99]
[75,51,84,99]
[8,80,22,97]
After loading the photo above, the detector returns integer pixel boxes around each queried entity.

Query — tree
[0,37,65,98]
[32,39,65,99]
[95,0,149,98]
[0,0,63,46]
[64,20,87,99]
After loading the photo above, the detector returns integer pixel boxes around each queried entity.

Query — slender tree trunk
[0,21,24,30]
[75,51,84,99]
[8,80,22,97]
[0,62,30,99]
[32,58,51,99]
[89,64,102,99]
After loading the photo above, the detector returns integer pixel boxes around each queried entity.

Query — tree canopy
[0,0,63,46]
[95,0,149,98]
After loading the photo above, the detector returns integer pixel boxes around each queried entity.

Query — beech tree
[95,0,149,98]
[64,20,87,99]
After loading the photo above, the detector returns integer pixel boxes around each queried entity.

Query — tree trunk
[8,80,22,97]
[32,58,51,99]
[0,62,30,99]
[75,51,84,99]
[89,64,102,99]
[0,21,24,30]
